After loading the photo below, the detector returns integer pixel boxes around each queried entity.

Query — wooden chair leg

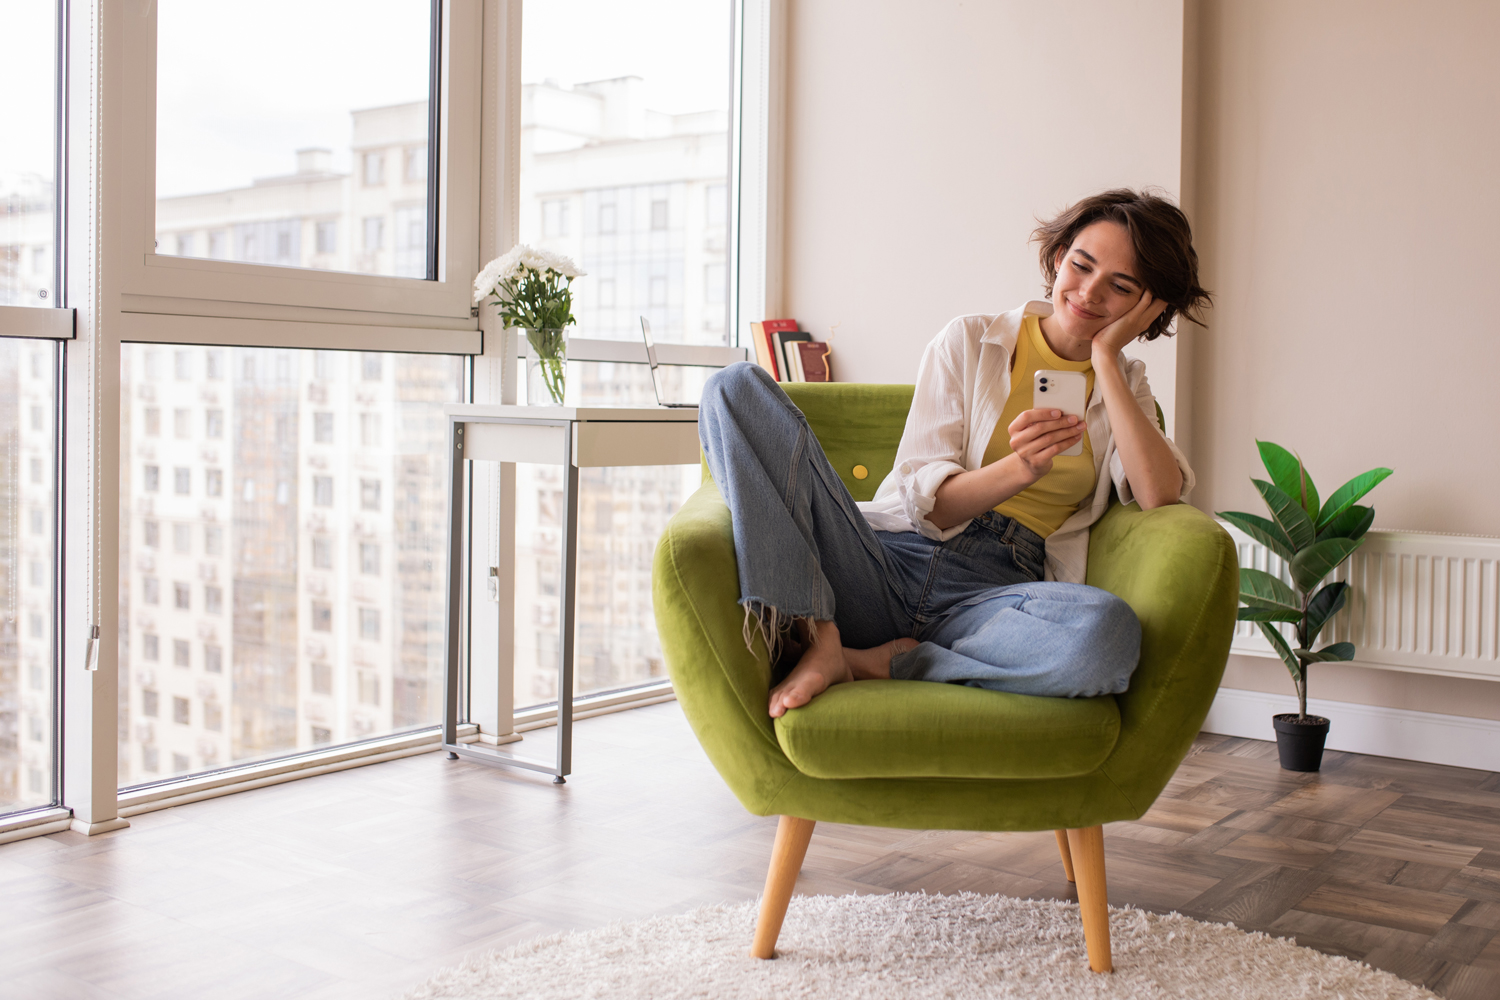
[750,815,816,959]
[1066,825,1112,973]
[1054,829,1076,882]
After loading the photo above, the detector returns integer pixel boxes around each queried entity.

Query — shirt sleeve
[1109,359,1196,505]
[888,318,976,539]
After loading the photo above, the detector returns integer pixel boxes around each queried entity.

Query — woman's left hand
[1092,291,1168,362]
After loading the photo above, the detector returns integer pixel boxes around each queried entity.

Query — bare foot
[768,621,851,718]
[844,637,920,680]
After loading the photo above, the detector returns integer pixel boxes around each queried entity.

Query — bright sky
[152,0,729,198]
[0,0,57,186]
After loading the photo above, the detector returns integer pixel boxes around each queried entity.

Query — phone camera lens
[1039,377,1048,384]
[1038,385,1048,392]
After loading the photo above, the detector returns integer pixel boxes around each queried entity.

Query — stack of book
[749,318,834,382]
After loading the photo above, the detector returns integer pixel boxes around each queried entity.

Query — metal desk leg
[555,434,579,782]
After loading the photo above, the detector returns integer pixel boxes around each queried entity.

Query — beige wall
[780,0,1186,420]
[781,1,1500,725]
[1190,0,1500,720]
[1190,0,1500,534]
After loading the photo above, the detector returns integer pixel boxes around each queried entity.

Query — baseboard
[69,816,130,836]
[1204,687,1500,772]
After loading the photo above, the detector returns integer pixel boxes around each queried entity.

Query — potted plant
[1216,443,1391,771]
[474,245,585,405]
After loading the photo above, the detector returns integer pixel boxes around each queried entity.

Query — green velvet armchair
[652,383,1238,972]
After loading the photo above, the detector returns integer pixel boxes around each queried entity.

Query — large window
[155,0,436,280]
[2,0,768,830]
[118,345,463,784]
[0,339,59,813]
[1,0,62,820]
[519,0,732,347]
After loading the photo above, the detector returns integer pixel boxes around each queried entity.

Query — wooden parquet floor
[1,704,1498,998]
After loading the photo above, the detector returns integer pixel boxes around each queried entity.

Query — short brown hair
[1032,189,1211,341]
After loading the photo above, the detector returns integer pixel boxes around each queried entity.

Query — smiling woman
[697,189,1209,720]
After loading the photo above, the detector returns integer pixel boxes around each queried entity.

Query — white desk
[441,405,701,781]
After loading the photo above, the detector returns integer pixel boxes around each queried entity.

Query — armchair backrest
[779,383,915,501]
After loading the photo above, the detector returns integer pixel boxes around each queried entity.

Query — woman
[698,189,1211,719]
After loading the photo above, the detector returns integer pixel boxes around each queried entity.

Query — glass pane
[0,1,58,307]
[118,344,463,786]
[512,362,709,708]
[520,0,732,345]
[0,339,59,813]
[155,1,434,279]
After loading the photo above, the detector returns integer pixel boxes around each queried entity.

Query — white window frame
[730,0,785,346]
[113,0,484,353]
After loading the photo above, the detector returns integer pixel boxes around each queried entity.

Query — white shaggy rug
[398,892,1435,999]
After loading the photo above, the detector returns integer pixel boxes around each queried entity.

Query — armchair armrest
[653,481,804,812]
[1086,502,1239,811]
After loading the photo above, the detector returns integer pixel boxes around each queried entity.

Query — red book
[750,318,798,379]
[795,341,833,382]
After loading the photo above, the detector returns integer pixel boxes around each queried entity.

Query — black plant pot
[1273,713,1330,772]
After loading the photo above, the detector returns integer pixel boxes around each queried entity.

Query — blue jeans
[697,362,1140,698]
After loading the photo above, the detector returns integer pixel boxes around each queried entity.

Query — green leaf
[1290,537,1362,594]
[1316,468,1393,530]
[1293,642,1356,663]
[1239,606,1304,623]
[1303,581,1348,646]
[1254,479,1316,552]
[1258,440,1320,521]
[1258,621,1302,681]
[1239,568,1300,612]
[1316,504,1375,544]
[1216,511,1296,563]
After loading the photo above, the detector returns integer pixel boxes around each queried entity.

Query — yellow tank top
[981,315,1096,538]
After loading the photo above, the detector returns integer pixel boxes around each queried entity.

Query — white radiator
[1221,523,1500,683]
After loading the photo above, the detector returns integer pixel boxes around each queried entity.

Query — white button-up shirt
[858,300,1196,584]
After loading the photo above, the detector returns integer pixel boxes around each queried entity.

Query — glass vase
[524,327,568,405]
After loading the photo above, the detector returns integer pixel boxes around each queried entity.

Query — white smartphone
[1032,369,1087,458]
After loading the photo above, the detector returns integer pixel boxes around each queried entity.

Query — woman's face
[1049,220,1147,344]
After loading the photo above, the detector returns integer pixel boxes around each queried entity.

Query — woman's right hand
[1008,408,1084,481]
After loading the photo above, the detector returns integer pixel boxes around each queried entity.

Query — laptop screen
[640,316,668,405]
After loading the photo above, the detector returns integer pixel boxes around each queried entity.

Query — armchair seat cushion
[773,679,1121,780]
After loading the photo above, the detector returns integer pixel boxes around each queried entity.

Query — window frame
[510,0,763,371]
[114,0,485,351]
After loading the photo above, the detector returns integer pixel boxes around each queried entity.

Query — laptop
[640,317,698,408]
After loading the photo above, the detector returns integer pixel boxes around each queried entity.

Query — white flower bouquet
[473,245,586,405]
